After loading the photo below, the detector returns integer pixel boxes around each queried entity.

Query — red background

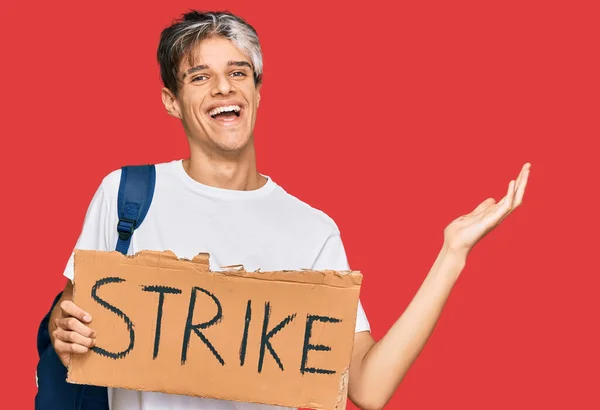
[1,0,598,408]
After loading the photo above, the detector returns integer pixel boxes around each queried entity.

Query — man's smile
[204,100,244,126]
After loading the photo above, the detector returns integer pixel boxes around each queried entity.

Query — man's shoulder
[272,183,340,234]
[97,160,175,194]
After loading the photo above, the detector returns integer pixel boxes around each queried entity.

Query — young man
[49,10,531,410]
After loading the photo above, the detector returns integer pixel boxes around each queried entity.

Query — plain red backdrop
[1,0,598,408]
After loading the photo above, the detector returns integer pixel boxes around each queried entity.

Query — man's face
[163,36,261,155]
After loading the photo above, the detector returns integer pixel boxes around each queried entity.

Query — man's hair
[157,10,263,95]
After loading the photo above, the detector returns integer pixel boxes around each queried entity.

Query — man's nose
[211,74,234,96]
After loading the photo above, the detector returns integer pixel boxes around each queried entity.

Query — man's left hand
[442,162,531,258]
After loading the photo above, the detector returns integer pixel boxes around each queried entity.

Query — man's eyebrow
[228,60,253,70]
[182,61,253,80]
[183,64,209,79]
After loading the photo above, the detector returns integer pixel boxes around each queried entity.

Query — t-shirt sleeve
[63,181,114,281]
[311,232,371,333]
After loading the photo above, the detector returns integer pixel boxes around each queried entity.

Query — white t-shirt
[63,159,370,410]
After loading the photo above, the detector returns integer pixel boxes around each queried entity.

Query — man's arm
[347,163,530,410]
[347,244,465,410]
[48,175,113,366]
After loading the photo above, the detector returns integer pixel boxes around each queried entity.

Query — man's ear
[253,79,262,107]
[161,87,182,119]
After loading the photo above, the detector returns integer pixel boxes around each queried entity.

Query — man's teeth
[208,105,241,117]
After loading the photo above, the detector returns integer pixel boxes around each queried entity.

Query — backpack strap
[115,164,156,255]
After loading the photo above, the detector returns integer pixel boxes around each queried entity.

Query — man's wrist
[436,242,468,282]
[442,241,469,262]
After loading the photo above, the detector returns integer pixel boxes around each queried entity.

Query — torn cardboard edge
[335,368,350,410]
[73,249,363,288]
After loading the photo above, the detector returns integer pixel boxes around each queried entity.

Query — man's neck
[183,147,267,191]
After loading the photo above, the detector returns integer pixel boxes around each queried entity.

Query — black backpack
[35,165,156,409]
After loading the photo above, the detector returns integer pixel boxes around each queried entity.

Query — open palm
[443,163,531,256]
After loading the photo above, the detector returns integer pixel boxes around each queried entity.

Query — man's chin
[212,136,252,155]
[188,128,253,156]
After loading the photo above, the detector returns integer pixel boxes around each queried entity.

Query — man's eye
[231,71,246,77]
[191,75,207,82]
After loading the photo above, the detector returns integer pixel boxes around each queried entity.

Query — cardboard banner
[68,250,363,410]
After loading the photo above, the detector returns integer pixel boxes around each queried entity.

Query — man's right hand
[52,299,96,367]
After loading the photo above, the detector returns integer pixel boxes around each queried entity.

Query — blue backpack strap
[116,164,156,255]
[35,164,156,410]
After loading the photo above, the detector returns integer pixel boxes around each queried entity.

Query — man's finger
[505,179,516,210]
[54,339,90,355]
[514,164,525,192]
[54,328,96,348]
[486,180,515,223]
[60,300,92,323]
[57,317,96,338]
[513,164,531,207]
[497,163,531,220]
